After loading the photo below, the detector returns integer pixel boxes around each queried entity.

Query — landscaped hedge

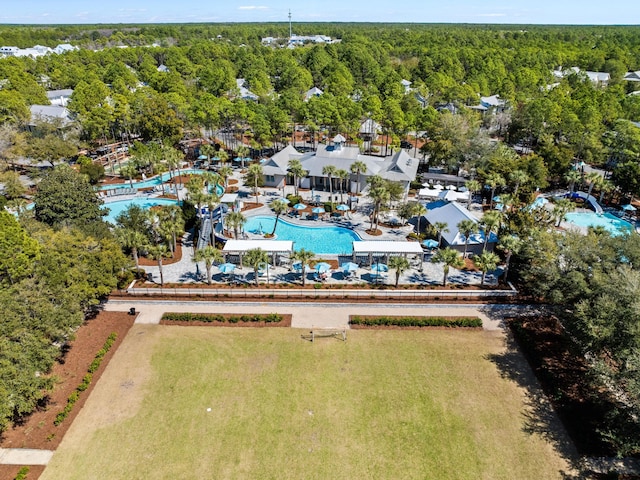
[54,332,117,426]
[350,316,482,328]
[162,312,283,323]
[14,466,29,480]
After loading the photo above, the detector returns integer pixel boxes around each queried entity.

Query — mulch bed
[0,465,45,480]
[506,316,622,456]
[0,311,135,451]
[138,240,183,267]
[160,314,292,327]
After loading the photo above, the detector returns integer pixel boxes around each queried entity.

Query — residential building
[46,89,73,107]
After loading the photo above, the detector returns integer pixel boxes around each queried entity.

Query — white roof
[418,188,442,198]
[220,193,238,203]
[29,105,72,125]
[480,95,505,107]
[624,71,640,82]
[223,240,293,253]
[424,201,497,246]
[438,190,468,202]
[353,241,423,255]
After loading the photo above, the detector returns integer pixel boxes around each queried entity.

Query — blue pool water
[243,216,360,254]
[101,169,222,194]
[102,198,180,224]
[565,212,634,236]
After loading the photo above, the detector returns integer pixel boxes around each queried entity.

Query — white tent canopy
[352,241,424,265]
[223,240,293,267]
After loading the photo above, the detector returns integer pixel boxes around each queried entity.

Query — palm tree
[146,244,171,286]
[413,202,428,236]
[236,144,250,169]
[245,163,264,205]
[433,221,449,247]
[322,164,338,205]
[120,164,137,188]
[479,211,501,251]
[485,173,505,209]
[565,169,581,192]
[509,170,529,197]
[245,248,269,286]
[432,247,465,286]
[192,246,223,285]
[497,235,521,284]
[457,219,478,258]
[200,144,216,164]
[287,159,307,197]
[291,248,315,286]
[388,256,410,287]
[157,205,184,256]
[368,185,390,230]
[225,211,246,239]
[217,165,233,190]
[115,227,148,271]
[350,160,367,194]
[202,171,220,193]
[336,169,349,204]
[217,149,229,166]
[553,198,573,227]
[204,191,220,246]
[598,180,614,204]
[465,179,481,208]
[585,172,603,198]
[163,145,184,186]
[270,199,288,236]
[474,251,500,285]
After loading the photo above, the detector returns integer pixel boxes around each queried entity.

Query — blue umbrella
[197,154,208,160]
[492,195,502,202]
[271,197,290,204]
[622,204,637,211]
[233,156,243,162]
[341,262,359,273]
[312,206,325,214]
[293,203,307,210]
[218,263,236,274]
[371,263,388,273]
[292,262,311,273]
[336,204,350,211]
[422,239,439,249]
[315,262,331,273]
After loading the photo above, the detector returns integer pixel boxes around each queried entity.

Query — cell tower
[288,9,292,40]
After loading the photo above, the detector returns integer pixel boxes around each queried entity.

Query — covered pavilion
[222,240,293,267]
[352,241,424,266]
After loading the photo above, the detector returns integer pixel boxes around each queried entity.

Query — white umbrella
[315,262,332,273]
[311,206,325,214]
[433,184,444,190]
[446,185,457,190]
[336,204,350,211]
[293,203,307,210]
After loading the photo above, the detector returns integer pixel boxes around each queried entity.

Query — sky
[1,1,638,25]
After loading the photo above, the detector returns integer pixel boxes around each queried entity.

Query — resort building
[424,201,497,255]
[261,136,419,197]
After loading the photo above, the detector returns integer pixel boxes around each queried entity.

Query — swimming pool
[102,198,180,224]
[243,215,360,254]
[565,212,634,236]
[100,169,222,194]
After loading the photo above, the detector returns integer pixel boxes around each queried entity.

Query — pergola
[352,241,424,266]
[222,240,293,267]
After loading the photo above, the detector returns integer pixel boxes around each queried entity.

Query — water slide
[196,205,229,249]
[570,191,603,214]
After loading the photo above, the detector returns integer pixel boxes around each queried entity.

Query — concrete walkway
[0,448,53,465]
[104,299,534,331]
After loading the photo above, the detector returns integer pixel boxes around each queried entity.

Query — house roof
[353,241,423,255]
[29,105,72,125]
[424,201,497,246]
[624,71,640,82]
[46,89,73,100]
[304,87,323,101]
[261,144,302,176]
[360,118,381,134]
[480,95,505,108]
[223,240,293,253]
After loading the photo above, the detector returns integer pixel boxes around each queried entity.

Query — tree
[217,165,233,190]
[368,185,390,231]
[465,179,481,208]
[287,158,307,197]
[291,248,315,286]
[120,163,137,188]
[553,198,573,227]
[225,211,246,239]
[0,211,40,285]
[244,248,268,286]
[350,160,367,194]
[457,219,478,258]
[485,173,506,209]
[509,169,529,197]
[193,246,223,285]
[432,247,465,286]
[270,200,288,236]
[474,251,500,285]
[245,163,263,205]
[479,211,502,251]
[336,169,349,204]
[388,256,410,287]
[147,244,171,286]
[33,164,106,233]
[157,205,184,256]
[565,169,582,192]
[497,235,521,284]
[115,227,148,271]
[413,202,428,236]
[433,221,449,247]
[322,164,338,205]
[585,171,604,198]
[236,144,250,169]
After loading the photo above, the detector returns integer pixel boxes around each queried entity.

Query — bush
[350,316,482,328]
[161,312,283,323]
[14,466,30,480]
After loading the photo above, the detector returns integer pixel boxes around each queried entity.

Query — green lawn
[42,326,570,479]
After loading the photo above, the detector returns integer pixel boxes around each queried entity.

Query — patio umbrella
[422,239,439,249]
[433,184,444,190]
[458,186,468,192]
[336,204,350,211]
[446,185,457,190]
[233,156,242,162]
[293,203,307,210]
[292,262,311,273]
[311,206,325,214]
[218,263,236,274]
[315,262,332,273]
[492,195,502,202]
[371,263,389,273]
[622,204,637,211]
[271,197,290,204]
[197,154,208,160]
[341,262,359,273]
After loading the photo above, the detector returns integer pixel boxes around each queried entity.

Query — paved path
[0,448,53,465]
[105,299,538,330]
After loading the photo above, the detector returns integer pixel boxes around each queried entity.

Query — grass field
[42,325,571,479]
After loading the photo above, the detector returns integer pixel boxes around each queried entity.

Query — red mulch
[0,465,45,480]
[138,240,183,267]
[0,311,135,451]
[507,316,623,456]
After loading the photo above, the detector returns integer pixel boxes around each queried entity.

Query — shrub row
[54,332,118,426]
[14,466,29,480]
[350,316,482,328]
[162,312,283,323]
